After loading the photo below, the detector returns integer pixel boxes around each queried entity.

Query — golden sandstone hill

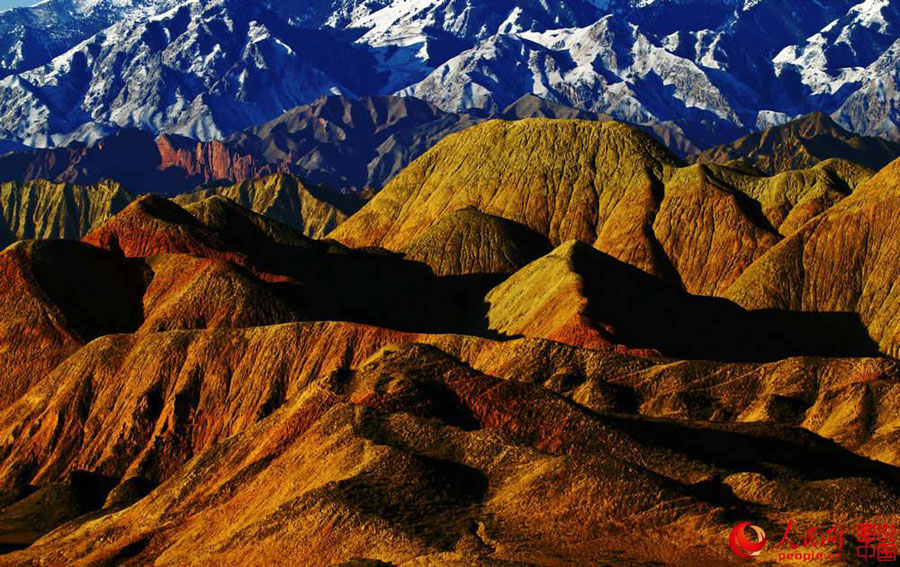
[331,119,873,295]
[2,118,900,566]
[173,173,353,239]
[0,179,132,247]
[403,208,552,276]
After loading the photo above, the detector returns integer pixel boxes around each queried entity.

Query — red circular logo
[729,522,767,559]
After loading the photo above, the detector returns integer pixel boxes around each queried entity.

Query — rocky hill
[173,174,352,239]
[0,179,132,248]
[727,156,900,356]
[403,208,552,276]
[331,118,875,295]
[1,121,900,565]
[694,113,900,174]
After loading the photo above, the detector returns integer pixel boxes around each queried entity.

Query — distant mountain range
[0,94,658,193]
[0,0,898,150]
[4,94,897,199]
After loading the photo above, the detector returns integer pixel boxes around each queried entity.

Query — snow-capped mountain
[0,0,380,145]
[0,0,178,76]
[397,16,746,147]
[0,0,898,150]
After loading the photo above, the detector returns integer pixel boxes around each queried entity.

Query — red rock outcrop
[155,135,279,187]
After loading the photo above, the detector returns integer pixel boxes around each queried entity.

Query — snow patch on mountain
[0,0,899,149]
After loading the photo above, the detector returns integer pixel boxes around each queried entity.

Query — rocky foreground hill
[0,119,899,566]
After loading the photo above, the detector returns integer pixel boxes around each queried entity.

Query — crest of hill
[403,208,552,276]
[332,119,872,295]
[83,194,316,268]
[675,158,874,236]
[499,95,699,157]
[329,118,682,262]
[0,239,145,408]
[0,179,132,248]
[485,241,879,361]
[694,113,900,175]
[726,157,900,356]
[173,174,354,239]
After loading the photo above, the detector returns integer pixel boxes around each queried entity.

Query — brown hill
[138,254,304,334]
[83,195,250,262]
[726,157,900,356]
[694,112,900,174]
[0,179,132,247]
[82,194,318,272]
[332,119,874,295]
[0,322,897,565]
[0,240,144,409]
[485,241,878,360]
[403,208,551,276]
[173,174,351,238]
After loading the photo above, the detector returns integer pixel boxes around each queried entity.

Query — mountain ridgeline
[0,0,899,150]
[2,1,900,565]
[0,126,900,564]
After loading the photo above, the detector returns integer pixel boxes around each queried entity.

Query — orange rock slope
[1,120,900,566]
[330,119,872,295]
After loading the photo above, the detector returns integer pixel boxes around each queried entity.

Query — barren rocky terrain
[0,118,898,566]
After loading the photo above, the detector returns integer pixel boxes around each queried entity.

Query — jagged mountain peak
[0,0,898,153]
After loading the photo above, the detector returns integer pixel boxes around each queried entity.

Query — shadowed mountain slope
[173,174,351,239]
[0,179,132,248]
[694,113,900,175]
[0,323,897,565]
[727,157,900,357]
[331,119,875,295]
[0,240,145,409]
[0,97,478,195]
[486,241,879,360]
